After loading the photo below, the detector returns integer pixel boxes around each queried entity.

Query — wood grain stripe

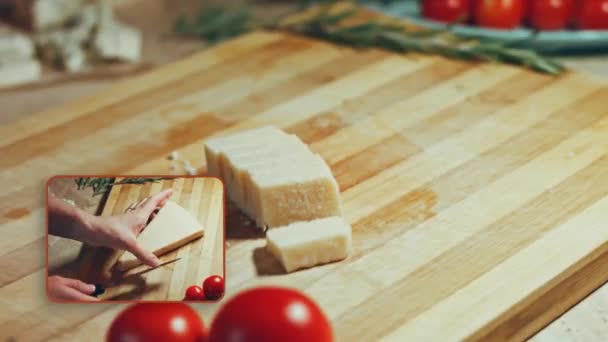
[334,134,421,192]
[0,239,44,287]
[0,208,44,257]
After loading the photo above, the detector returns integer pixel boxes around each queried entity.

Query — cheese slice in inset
[266,216,352,273]
[115,200,203,271]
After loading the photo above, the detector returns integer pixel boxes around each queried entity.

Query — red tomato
[473,0,525,29]
[422,0,472,23]
[202,275,225,301]
[185,285,206,301]
[528,0,573,30]
[574,0,608,29]
[208,287,332,342]
[107,303,206,342]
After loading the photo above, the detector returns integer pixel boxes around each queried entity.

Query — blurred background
[0,0,607,125]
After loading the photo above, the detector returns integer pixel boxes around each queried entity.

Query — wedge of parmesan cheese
[266,216,352,273]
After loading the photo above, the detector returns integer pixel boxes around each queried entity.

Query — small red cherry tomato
[473,0,525,29]
[422,0,472,23]
[574,0,608,29]
[208,287,332,342]
[202,275,225,301]
[528,0,573,30]
[185,285,206,301]
[106,303,206,342]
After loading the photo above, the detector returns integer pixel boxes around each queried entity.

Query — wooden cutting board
[0,29,607,341]
[75,177,224,301]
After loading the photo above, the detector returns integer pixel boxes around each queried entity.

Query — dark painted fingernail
[92,284,106,297]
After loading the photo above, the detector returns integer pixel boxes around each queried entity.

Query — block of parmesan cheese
[266,216,352,273]
[248,154,341,228]
[225,135,312,216]
[204,126,287,178]
[204,126,342,229]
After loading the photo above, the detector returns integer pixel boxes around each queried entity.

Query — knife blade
[94,257,182,296]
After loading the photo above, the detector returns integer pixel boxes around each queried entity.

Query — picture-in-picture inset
[46,176,225,302]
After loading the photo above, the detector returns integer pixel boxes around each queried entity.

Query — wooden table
[2,1,608,340]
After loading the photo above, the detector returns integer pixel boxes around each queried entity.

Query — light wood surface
[67,177,223,301]
[1,29,608,341]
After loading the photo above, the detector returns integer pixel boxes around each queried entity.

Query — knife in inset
[93,257,182,296]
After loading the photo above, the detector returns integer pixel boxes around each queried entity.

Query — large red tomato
[574,0,608,29]
[473,0,525,29]
[529,0,574,30]
[107,303,206,342]
[422,0,472,23]
[208,287,332,342]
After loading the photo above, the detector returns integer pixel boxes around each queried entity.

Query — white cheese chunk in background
[266,216,352,273]
[0,30,35,63]
[32,0,85,31]
[0,59,42,88]
[93,19,142,63]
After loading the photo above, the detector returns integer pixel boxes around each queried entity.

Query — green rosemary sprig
[174,3,565,75]
[175,6,254,43]
[280,8,565,75]
[74,177,166,196]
